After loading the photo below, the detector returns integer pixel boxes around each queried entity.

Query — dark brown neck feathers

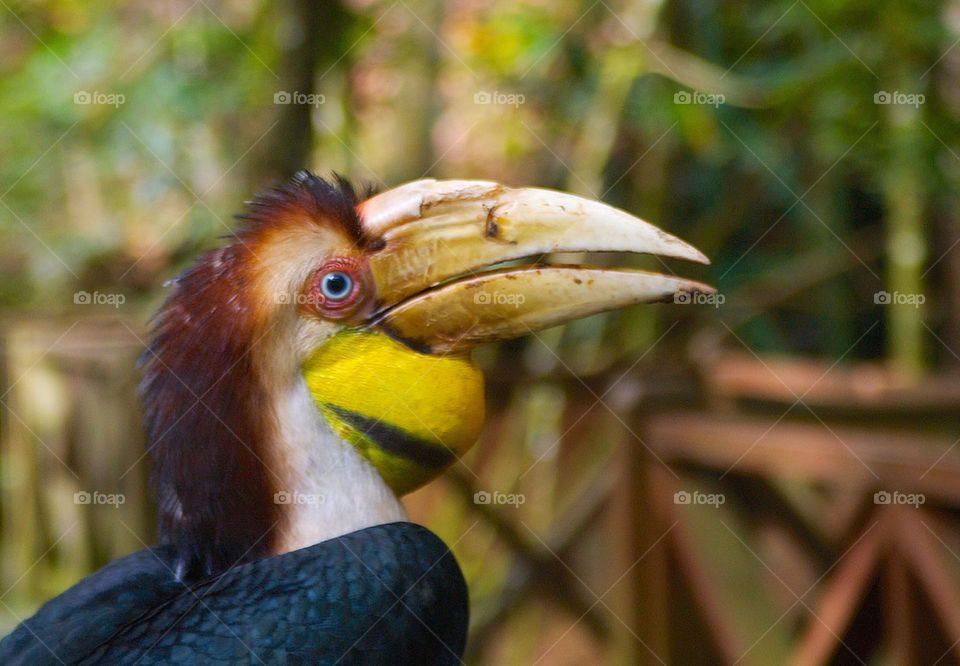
[139,172,368,577]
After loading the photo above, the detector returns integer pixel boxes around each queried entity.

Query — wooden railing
[3,316,960,664]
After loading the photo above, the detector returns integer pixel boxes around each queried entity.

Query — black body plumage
[0,522,468,665]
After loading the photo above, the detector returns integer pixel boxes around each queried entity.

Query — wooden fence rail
[2,315,960,664]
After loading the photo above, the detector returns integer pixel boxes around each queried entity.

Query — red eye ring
[302,256,372,321]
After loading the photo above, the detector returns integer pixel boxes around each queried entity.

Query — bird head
[141,172,713,576]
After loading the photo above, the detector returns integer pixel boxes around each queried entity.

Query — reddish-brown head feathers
[240,171,369,246]
[140,172,369,577]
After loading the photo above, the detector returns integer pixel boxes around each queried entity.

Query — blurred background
[2,0,960,663]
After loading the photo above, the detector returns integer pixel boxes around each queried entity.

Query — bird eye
[320,271,353,301]
[302,257,373,321]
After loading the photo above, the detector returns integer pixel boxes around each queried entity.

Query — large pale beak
[359,179,715,354]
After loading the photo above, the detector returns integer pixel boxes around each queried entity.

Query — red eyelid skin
[301,256,374,321]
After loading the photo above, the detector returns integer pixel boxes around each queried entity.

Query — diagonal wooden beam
[788,515,885,666]
[894,508,960,662]
[650,465,745,664]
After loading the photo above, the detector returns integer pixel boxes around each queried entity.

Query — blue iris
[321,271,353,300]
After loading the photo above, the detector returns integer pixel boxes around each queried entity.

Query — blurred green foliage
[1,0,958,367]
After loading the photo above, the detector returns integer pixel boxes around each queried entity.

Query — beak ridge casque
[359,179,715,354]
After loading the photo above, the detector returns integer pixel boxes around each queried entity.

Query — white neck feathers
[268,377,407,555]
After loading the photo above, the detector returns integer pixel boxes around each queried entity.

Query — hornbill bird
[0,172,713,664]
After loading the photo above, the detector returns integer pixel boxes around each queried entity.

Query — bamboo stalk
[883,98,927,376]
